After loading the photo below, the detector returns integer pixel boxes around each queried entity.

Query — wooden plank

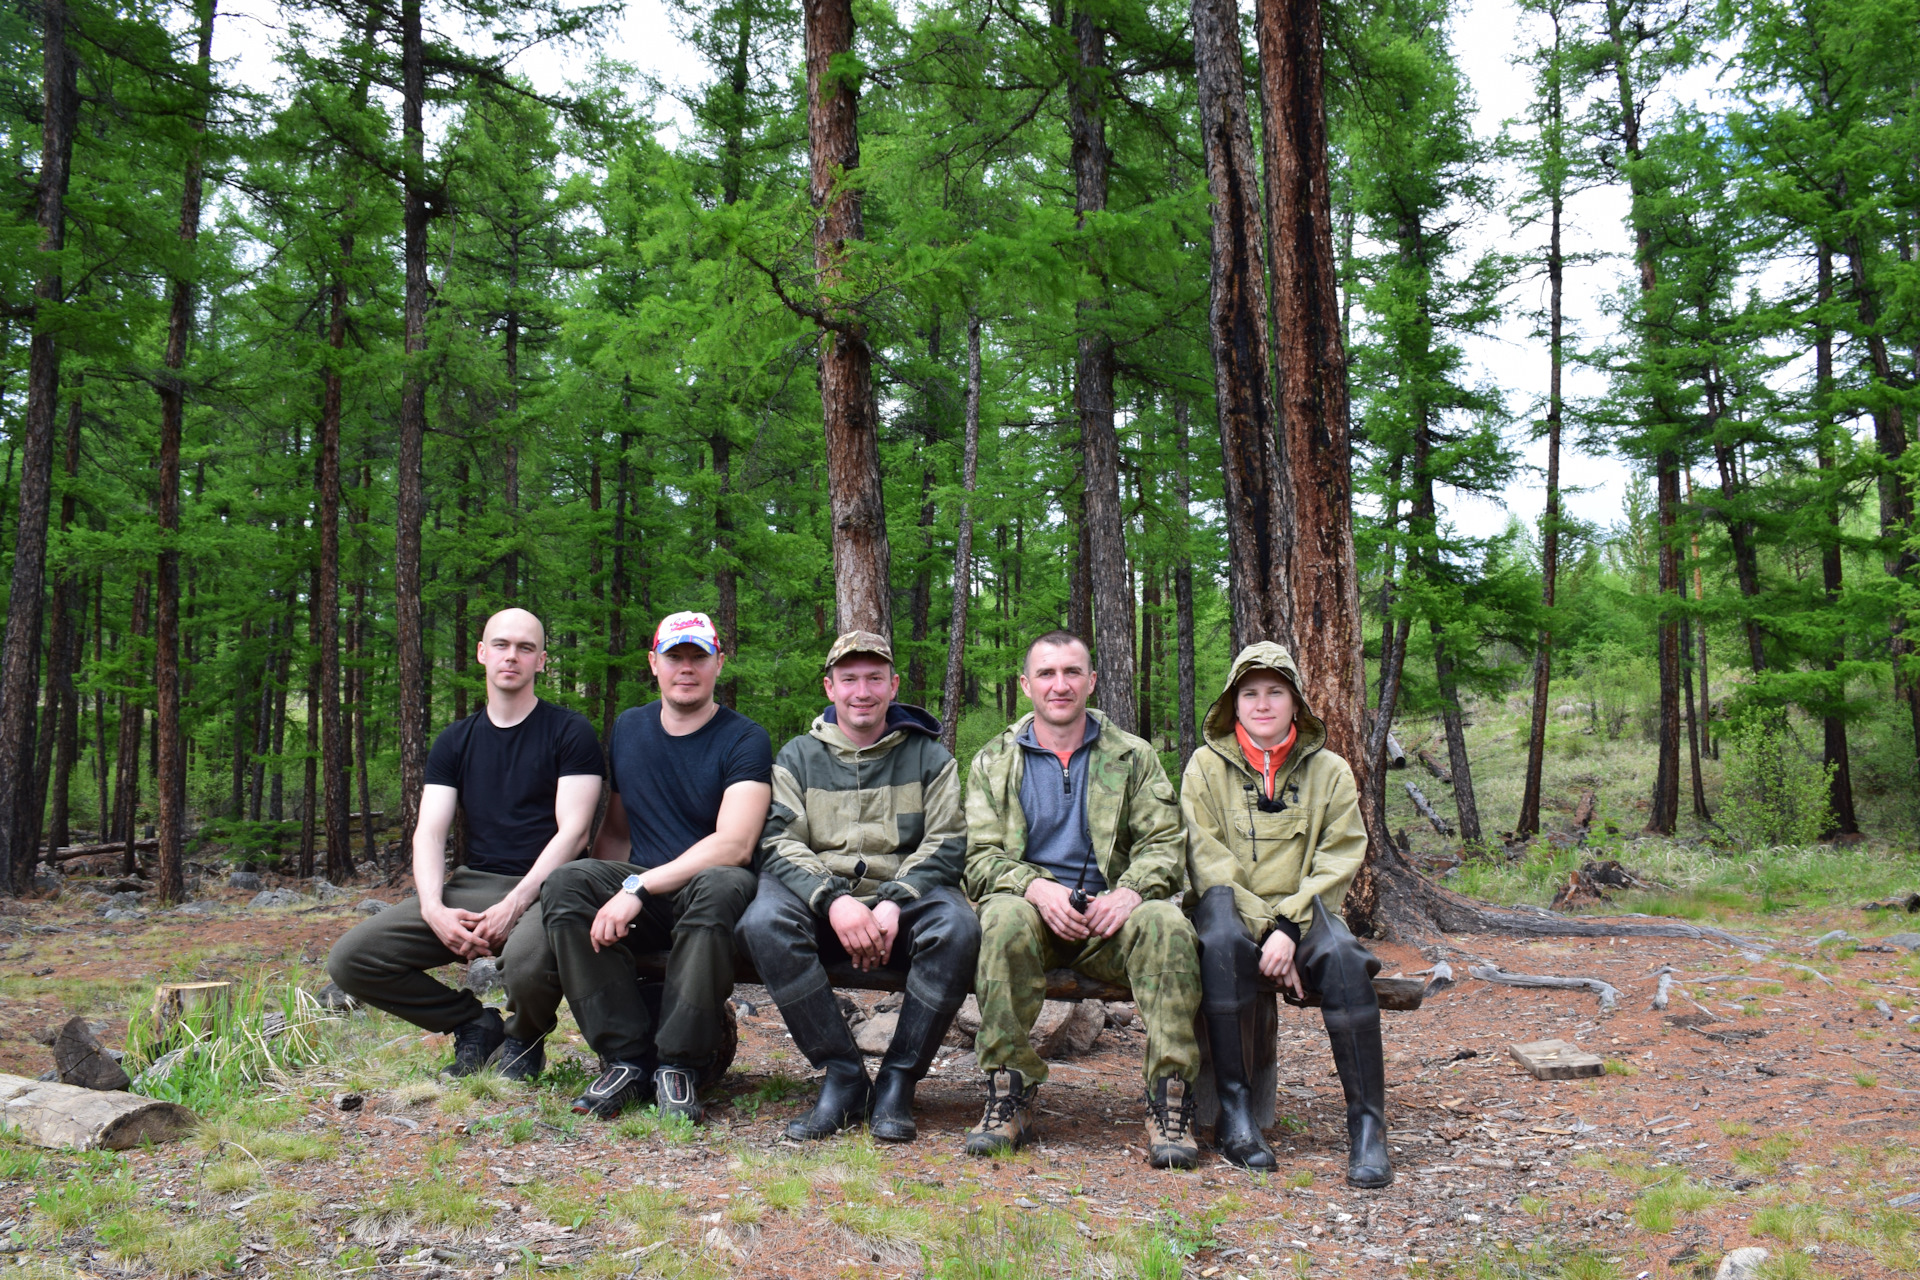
[1507,1038,1605,1080]
[0,1073,194,1151]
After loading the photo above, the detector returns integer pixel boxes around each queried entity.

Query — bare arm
[634,779,770,895]
[587,780,773,950]
[412,784,486,958]
[470,774,602,949]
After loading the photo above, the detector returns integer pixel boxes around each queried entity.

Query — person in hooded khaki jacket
[1181,642,1391,1187]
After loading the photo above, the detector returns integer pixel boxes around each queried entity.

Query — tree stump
[149,982,232,1037]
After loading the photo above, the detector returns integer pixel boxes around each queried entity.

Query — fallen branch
[1406,782,1453,837]
[47,839,157,863]
[1654,971,1674,1010]
[1468,964,1622,1014]
[1417,749,1453,785]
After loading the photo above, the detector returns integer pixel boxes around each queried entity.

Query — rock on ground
[228,871,264,891]
[855,1011,897,1056]
[249,888,305,909]
[1884,931,1920,951]
[53,1017,131,1091]
[946,995,982,1048]
[314,982,359,1012]
[1030,1000,1104,1058]
[463,957,505,995]
[311,879,352,904]
[355,899,387,916]
[1714,1247,1768,1280]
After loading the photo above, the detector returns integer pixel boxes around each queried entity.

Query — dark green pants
[325,867,561,1040]
[541,859,755,1069]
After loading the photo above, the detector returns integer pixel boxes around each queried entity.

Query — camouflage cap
[824,629,893,670]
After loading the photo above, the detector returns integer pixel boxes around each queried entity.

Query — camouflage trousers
[973,893,1201,1087]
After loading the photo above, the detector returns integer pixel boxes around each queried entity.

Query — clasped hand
[829,896,901,970]
[1260,927,1304,997]
[1024,878,1140,942]
[422,897,525,960]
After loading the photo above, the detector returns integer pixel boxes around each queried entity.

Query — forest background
[3,0,1918,917]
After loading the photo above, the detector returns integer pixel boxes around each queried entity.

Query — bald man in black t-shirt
[327,609,602,1079]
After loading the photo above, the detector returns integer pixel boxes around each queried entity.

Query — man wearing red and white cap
[540,611,773,1123]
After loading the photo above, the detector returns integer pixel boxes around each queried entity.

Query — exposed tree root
[1345,844,1765,950]
[1468,964,1623,1014]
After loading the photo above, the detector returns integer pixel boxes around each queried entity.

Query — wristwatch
[620,873,649,904]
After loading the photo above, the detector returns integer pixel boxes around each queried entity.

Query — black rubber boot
[774,981,870,1140]
[1323,1004,1393,1188]
[1205,1012,1278,1171]
[869,991,959,1143]
[787,1057,872,1140]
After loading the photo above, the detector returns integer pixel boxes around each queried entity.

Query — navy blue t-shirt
[423,699,604,875]
[607,702,773,868]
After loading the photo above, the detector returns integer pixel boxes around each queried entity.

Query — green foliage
[125,981,333,1115]
[1719,719,1834,850]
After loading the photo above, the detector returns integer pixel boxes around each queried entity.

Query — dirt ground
[2,872,1916,1279]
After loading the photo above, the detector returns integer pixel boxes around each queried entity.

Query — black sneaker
[447,1008,505,1078]
[572,1060,652,1119]
[496,1034,545,1082]
[653,1064,705,1124]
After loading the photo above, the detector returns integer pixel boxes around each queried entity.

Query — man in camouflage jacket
[961,630,1202,1168]
[737,631,979,1143]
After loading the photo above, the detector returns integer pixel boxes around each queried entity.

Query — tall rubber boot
[1204,1011,1277,1170]
[775,981,871,1141]
[1322,1002,1393,1188]
[869,991,959,1143]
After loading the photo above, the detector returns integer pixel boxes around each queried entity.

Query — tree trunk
[940,316,983,756]
[300,571,318,878]
[804,0,891,636]
[1647,453,1683,834]
[394,0,431,851]
[603,431,631,744]
[0,0,80,893]
[1254,0,1373,852]
[150,0,215,903]
[1431,634,1482,845]
[115,576,151,874]
[712,430,737,704]
[32,389,84,864]
[1063,8,1136,733]
[1814,246,1859,835]
[1172,401,1199,769]
[1193,0,1292,654]
[1516,56,1565,839]
[1680,609,1708,820]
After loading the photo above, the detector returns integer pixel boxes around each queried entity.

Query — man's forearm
[413,840,449,909]
[510,822,592,903]
[637,831,749,895]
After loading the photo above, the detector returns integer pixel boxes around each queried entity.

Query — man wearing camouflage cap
[737,631,978,1142]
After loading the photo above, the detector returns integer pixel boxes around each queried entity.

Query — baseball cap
[653,611,721,655]
[824,630,893,670]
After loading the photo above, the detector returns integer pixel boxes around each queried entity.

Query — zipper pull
[1062,757,1072,796]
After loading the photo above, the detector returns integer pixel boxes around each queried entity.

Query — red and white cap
[653,611,721,655]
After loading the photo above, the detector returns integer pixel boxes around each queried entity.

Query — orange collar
[1236,722,1297,800]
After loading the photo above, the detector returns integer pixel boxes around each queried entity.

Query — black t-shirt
[607,701,773,868]
[423,699,604,876]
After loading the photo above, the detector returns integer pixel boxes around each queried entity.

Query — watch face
[622,874,644,895]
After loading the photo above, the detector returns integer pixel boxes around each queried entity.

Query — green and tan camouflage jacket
[962,708,1186,903]
[758,703,966,917]
[1181,642,1368,939]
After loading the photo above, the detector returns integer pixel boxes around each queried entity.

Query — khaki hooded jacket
[1180,642,1368,940]
[962,709,1186,904]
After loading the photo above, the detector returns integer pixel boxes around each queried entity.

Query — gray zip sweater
[1014,716,1107,896]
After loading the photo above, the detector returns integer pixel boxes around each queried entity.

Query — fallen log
[1469,964,1623,1014]
[1417,749,1452,785]
[0,1072,194,1150]
[46,839,158,863]
[1383,732,1407,769]
[1406,781,1453,837]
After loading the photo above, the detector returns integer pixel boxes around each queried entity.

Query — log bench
[626,956,1427,1129]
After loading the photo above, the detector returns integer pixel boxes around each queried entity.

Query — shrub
[1718,719,1832,851]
